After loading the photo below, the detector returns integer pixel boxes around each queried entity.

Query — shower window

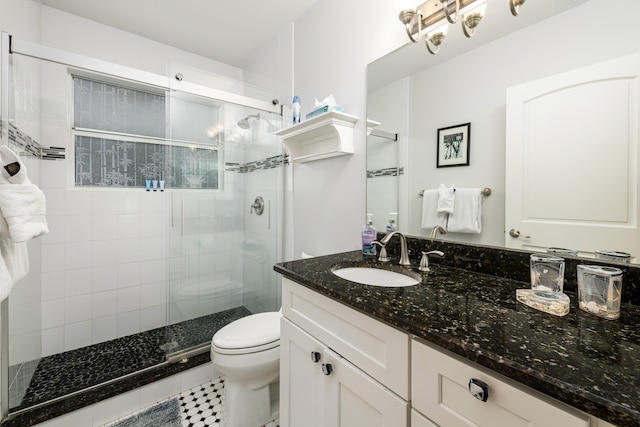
[72,75,220,189]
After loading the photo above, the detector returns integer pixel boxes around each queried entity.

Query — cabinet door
[324,348,409,427]
[412,409,439,427]
[280,318,325,427]
[412,340,590,427]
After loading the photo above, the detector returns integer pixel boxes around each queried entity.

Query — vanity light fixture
[399,8,423,43]
[461,1,487,38]
[425,22,448,55]
[509,0,526,16]
[399,0,524,52]
[442,0,460,23]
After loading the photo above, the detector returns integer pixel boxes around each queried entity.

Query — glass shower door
[163,90,283,361]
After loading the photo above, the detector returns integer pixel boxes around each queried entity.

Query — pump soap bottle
[386,212,398,232]
[362,214,377,256]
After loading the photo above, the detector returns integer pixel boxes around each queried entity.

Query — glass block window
[72,76,220,189]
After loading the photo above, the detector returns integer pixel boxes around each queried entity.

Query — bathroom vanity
[274,249,640,427]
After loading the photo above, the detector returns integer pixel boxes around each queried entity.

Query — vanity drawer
[282,277,409,399]
[412,339,590,427]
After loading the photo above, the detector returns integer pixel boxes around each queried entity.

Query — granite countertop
[274,250,640,427]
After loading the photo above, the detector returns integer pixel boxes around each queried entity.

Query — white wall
[287,0,406,257]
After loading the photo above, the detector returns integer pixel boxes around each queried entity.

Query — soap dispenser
[386,212,398,232]
[362,214,377,256]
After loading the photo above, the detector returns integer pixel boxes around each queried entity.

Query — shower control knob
[310,351,321,363]
[321,363,333,376]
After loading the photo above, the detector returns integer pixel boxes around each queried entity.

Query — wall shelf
[275,111,359,163]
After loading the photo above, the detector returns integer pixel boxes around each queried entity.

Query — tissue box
[305,105,344,120]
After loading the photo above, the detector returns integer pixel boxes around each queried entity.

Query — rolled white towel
[0,184,49,242]
[0,146,49,242]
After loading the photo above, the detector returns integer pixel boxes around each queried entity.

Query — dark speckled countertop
[274,248,640,427]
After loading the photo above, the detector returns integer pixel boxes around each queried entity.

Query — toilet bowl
[211,311,281,427]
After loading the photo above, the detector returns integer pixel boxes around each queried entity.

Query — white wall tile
[65,268,92,297]
[118,192,142,215]
[91,191,120,215]
[117,238,141,264]
[64,242,93,270]
[92,215,118,241]
[117,263,140,289]
[65,295,92,324]
[64,320,92,351]
[41,243,65,272]
[180,362,215,391]
[139,375,181,408]
[64,214,92,242]
[140,260,163,286]
[118,214,141,239]
[41,270,65,300]
[117,287,141,313]
[92,265,118,293]
[140,213,163,238]
[140,283,163,308]
[92,291,117,318]
[41,299,65,328]
[140,237,162,261]
[140,306,163,331]
[117,311,141,337]
[92,315,117,344]
[41,326,64,357]
[41,215,64,245]
[64,191,92,215]
[92,240,118,267]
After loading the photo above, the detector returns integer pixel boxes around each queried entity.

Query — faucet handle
[419,250,444,272]
[372,241,390,262]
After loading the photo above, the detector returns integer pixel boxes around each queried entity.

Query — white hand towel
[447,188,482,233]
[0,146,49,242]
[0,239,28,301]
[437,183,455,214]
[421,189,448,229]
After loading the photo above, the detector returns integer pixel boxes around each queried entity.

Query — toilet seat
[212,312,280,355]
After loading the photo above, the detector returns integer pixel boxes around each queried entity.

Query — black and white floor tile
[178,377,279,427]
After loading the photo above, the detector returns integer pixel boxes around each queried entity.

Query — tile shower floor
[9,306,251,412]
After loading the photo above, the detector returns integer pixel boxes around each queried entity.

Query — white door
[505,53,640,260]
[280,318,326,427]
[324,348,409,427]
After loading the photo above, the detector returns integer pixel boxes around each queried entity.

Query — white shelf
[275,111,359,162]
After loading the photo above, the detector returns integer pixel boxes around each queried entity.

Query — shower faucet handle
[250,196,264,215]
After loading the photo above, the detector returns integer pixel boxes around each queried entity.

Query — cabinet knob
[468,378,489,402]
[322,363,333,376]
[310,351,321,363]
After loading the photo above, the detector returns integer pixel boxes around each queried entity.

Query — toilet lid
[212,312,280,352]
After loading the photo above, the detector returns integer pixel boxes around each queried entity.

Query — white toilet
[211,311,281,426]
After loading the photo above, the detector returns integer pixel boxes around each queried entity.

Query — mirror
[366,0,640,264]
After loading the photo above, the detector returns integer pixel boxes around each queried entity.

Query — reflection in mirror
[366,0,640,264]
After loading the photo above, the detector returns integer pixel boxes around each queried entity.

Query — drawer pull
[468,378,489,402]
[322,363,333,376]
[310,351,321,363]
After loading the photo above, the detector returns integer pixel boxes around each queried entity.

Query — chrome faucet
[430,225,447,239]
[419,250,444,272]
[380,231,411,266]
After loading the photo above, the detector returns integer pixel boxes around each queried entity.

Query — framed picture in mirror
[437,123,470,168]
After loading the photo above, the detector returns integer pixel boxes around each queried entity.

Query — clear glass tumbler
[530,254,565,293]
[577,265,623,320]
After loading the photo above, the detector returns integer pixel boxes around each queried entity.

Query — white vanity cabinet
[280,277,409,427]
[411,339,591,427]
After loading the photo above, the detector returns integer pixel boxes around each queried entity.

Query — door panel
[505,53,640,259]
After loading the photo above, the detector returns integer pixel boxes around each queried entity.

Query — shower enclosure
[0,33,284,419]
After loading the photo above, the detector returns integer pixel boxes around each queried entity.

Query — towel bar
[419,187,491,197]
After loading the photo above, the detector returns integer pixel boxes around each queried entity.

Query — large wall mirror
[367,0,640,264]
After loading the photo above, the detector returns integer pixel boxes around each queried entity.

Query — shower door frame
[0,31,281,421]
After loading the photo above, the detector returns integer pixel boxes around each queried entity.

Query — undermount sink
[332,267,420,287]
